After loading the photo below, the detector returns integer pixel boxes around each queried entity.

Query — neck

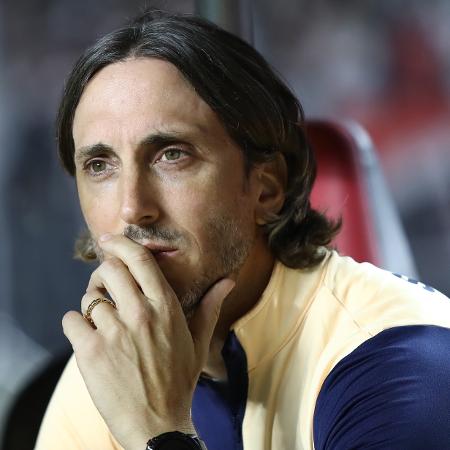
[202,241,275,380]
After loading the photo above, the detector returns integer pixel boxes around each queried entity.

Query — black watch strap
[146,431,207,450]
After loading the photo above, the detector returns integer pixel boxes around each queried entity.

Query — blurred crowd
[0,0,449,440]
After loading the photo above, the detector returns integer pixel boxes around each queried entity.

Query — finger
[87,257,145,314]
[62,310,96,351]
[97,234,175,303]
[189,278,235,361]
[81,290,114,315]
[81,290,119,331]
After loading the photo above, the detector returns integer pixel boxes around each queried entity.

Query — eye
[90,160,107,172]
[160,149,183,161]
[84,159,111,177]
[157,148,190,164]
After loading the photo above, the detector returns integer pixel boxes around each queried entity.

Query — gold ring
[84,297,116,328]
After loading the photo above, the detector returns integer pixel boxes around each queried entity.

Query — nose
[118,168,160,226]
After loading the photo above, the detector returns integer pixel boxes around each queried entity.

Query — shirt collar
[230,248,331,371]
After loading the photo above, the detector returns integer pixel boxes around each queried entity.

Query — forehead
[72,57,228,151]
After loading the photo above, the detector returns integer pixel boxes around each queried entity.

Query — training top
[35,249,450,449]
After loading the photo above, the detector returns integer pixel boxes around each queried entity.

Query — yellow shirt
[35,250,450,449]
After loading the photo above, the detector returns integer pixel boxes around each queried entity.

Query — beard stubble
[74,214,253,318]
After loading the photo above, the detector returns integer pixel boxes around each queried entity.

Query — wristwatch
[146,431,207,449]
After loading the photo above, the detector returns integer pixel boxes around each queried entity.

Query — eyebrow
[74,143,115,165]
[140,132,188,148]
[74,131,195,164]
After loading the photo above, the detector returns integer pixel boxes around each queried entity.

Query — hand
[62,234,234,450]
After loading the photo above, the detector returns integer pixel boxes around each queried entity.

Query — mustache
[74,224,183,262]
[123,224,182,243]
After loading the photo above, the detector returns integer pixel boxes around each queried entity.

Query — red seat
[308,119,417,277]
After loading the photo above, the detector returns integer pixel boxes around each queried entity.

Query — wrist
[152,418,197,436]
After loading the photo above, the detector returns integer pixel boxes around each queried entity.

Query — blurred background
[0,0,449,442]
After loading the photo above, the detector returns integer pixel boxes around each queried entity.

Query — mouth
[142,242,179,260]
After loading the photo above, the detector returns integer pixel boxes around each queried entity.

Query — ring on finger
[84,297,117,328]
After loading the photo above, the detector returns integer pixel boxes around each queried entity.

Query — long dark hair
[58,10,340,269]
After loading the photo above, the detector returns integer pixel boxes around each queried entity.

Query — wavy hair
[57,10,340,269]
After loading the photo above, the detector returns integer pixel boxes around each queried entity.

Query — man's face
[72,58,264,316]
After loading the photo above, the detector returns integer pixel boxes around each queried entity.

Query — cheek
[77,179,118,236]
[163,184,207,229]
[168,179,255,241]
[166,188,235,227]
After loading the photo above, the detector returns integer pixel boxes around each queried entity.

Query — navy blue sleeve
[313,325,450,449]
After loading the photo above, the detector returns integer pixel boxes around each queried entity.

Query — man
[35,10,450,450]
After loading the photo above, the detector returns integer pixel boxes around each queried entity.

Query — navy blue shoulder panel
[313,325,450,449]
[192,331,248,450]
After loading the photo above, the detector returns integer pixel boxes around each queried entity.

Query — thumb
[189,278,235,361]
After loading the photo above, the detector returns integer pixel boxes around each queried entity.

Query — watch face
[147,431,205,450]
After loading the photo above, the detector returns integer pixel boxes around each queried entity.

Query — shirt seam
[323,285,375,338]
[246,252,333,373]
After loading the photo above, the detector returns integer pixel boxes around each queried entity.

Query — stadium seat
[308,119,417,277]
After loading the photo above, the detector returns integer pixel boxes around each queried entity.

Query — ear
[254,153,287,225]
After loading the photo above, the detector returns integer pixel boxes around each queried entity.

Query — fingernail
[99,233,113,242]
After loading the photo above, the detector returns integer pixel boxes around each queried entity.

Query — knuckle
[154,297,171,316]
[128,304,151,327]
[130,248,153,263]
[102,319,123,341]
[61,310,78,329]
[101,257,124,273]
